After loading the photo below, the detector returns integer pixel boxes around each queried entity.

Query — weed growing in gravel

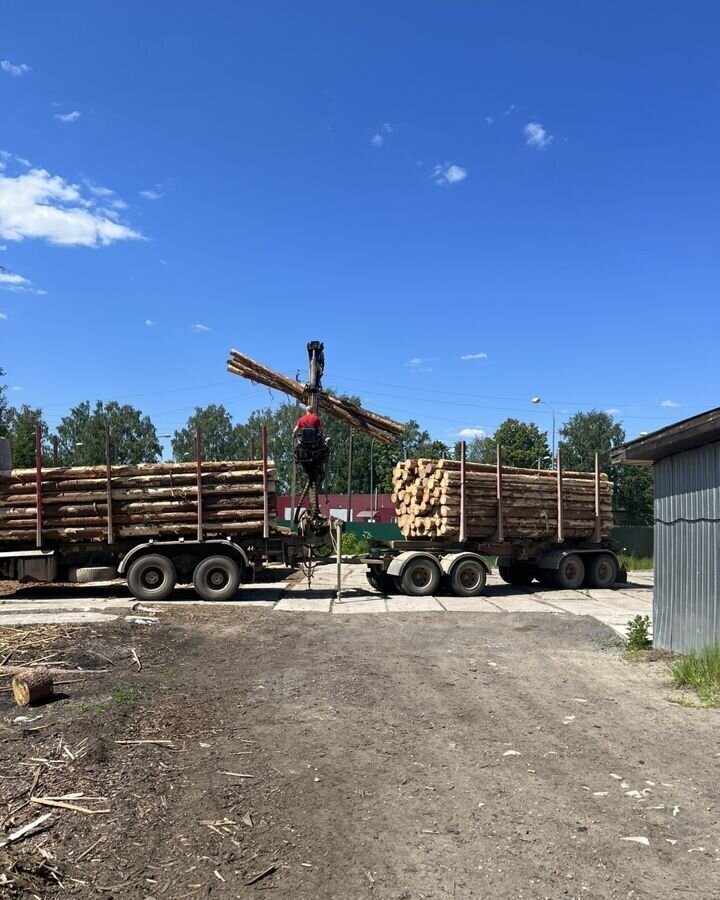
[671,643,720,707]
[626,615,652,651]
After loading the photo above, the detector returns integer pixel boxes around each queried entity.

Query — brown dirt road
[1,608,718,899]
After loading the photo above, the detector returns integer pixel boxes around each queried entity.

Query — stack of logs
[392,459,614,540]
[0,461,277,543]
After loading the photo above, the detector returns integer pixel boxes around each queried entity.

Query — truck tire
[554,554,585,590]
[498,564,535,586]
[537,570,556,588]
[127,554,177,602]
[586,553,618,588]
[450,558,487,597]
[193,556,241,602]
[366,570,394,594]
[399,557,441,596]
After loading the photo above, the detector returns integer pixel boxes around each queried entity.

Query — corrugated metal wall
[654,442,720,651]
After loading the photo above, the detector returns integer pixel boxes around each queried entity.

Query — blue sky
[1,1,718,456]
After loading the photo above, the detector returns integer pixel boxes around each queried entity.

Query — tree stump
[12,667,54,706]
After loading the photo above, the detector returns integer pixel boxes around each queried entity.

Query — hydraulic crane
[292,341,334,547]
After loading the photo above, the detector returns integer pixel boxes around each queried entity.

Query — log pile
[0,461,277,544]
[392,459,614,541]
[227,349,405,444]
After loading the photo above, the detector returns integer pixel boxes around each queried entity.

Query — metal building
[612,408,720,652]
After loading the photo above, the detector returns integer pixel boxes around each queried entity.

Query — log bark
[12,667,54,706]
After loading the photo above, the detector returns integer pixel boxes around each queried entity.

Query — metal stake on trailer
[556,447,564,543]
[261,426,269,540]
[195,427,203,541]
[35,425,43,549]
[105,428,114,545]
[459,440,467,543]
[336,521,343,601]
[494,443,504,542]
[592,452,602,543]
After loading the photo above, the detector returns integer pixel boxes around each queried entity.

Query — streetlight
[531,397,556,468]
[536,454,551,470]
[369,438,376,522]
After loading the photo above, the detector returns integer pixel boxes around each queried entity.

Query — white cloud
[660,399,681,408]
[370,134,384,148]
[16,157,31,168]
[0,312,7,320]
[139,189,163,200]
[192,323,210,332]
[606,408,622,415]
[460,352,487,360]
[54,111,81,124]
[0,245,5,251]
[406,357,430,367]
[0,164,143,246]
[145,319,154,326]
[433,163,468,186]
[524,121,553,150]
[1,59,30,77]
[0,266,44,295]
[458,427,486,439]
[504,104,516,116]
[382,122,393,133]
[485,116,494,125]
[86,183,114,199]
[10,385,22,391]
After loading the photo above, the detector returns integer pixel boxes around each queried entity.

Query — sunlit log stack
[0,461,277,543]
[391,458,614,540]
[227,349,405,444]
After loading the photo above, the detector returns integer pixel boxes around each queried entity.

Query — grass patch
[618,554,653,571]
[670,643,720,707]
[623,647,673,663]
[112,685,140,704]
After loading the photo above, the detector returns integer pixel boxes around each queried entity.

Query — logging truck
[0,435,298,603]
[362,451,623,597]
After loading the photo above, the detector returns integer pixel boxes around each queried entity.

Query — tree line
[0,368,652,523]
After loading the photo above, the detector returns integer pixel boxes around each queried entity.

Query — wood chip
[115,739,173,746]
[131,648,142,672]
[214,870,225,882]
[31,796,109,814]
[242,812,253,827]
[0,812,53,848]
[219,771,253,778]
[245,864,276,886]
[75,836,104,861]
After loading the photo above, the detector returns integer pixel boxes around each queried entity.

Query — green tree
[558,410,625,476]
[56,401,161,465]
[0,368,8,434]
[172,404,247,462]
[616,465,654,526]
[3,405,50,467]
[461,419,550,469]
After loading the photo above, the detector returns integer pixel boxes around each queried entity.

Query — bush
[671,643,720,707]
[626,614,652,651]
[341,532,370,556]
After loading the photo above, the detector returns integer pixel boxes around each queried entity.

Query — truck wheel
[587,553,618,588]
[554,554,585,590]
[450,558,487,597]
[366,570,394,594]
[127,554,177,602]
[193,556,241,602]
[400,558,441,596]
[537,570,555,588]
[498,565,535,586]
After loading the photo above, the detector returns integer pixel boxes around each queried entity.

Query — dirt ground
[1,607,719,899]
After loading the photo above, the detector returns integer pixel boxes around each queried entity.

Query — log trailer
[362,447,623,598]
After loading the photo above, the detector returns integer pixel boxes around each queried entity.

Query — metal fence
[610,526,654,558]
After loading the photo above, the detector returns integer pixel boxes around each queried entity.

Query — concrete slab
[385,596,444,612]
[485,597,556,613]
[0,612,119,626]
[0,599,133,612]
[438,597,504,612]
[332,598,387,614]
[274,596,332,612]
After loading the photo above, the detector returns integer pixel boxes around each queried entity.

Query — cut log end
[12,667,54,706]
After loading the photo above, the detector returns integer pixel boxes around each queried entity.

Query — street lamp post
[531,397,556,468]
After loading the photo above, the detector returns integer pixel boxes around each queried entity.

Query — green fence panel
[277,520,402,542]
[611,526,653,558]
